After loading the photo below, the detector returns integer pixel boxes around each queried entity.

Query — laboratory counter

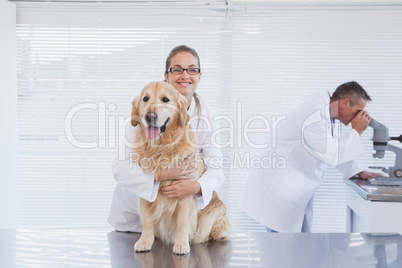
[345,178,402,202]
[1,227,402,267]
[345,178,402,235]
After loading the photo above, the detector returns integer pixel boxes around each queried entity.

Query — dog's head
[131,81,189,141]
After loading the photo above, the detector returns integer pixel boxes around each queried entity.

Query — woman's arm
[111,124,160,202]
[195,144,226,209]
[188,103,226,209]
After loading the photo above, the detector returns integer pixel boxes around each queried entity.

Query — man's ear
[131,95,140,127]
[178,94,189,127]
[341,97,350,107]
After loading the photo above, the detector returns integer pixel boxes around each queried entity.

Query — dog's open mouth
[145,118,169,140]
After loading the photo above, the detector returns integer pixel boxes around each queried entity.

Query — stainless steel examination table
[1,227,401,267]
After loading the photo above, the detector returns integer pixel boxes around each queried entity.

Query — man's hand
[161,180,201,199]
[156,158,195,181]
[356,171,384,180]
[351,111,371,135]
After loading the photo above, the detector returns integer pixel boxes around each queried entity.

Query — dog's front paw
[192,235,207,244]
[134,238,154,252]
[173,242,190,255]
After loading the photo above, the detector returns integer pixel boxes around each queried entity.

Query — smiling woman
[12,2,402,233]
[108,46,227,235]
[164,51,201,105]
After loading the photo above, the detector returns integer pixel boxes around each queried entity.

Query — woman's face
[164,51,202,104]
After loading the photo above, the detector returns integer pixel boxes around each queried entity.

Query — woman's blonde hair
[165,45,202,123]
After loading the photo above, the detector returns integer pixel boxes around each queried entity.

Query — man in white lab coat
[241,81,381,232]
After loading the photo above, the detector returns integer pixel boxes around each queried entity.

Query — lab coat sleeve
[193,108,226,210]
[195,144,226,210]
[301,110,364,167]
[111,124,160,202]
[336,160,363,179]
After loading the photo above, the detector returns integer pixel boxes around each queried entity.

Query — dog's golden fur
[131,81,230,255]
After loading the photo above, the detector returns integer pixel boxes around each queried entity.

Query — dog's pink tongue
[146,126,160,140]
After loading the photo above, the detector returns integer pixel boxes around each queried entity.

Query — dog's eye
[162,97,170,103]
[143,96,149,102]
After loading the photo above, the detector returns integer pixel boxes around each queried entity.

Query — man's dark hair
[331,81,372,106]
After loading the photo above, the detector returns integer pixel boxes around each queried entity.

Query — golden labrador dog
[131,81,230,255]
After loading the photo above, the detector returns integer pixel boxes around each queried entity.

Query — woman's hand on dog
[161,180,201,199]
[157,157,201,199]
[157,158,196,181]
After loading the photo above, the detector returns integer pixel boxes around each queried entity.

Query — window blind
[15,2,402,233]
[0,0,18,229]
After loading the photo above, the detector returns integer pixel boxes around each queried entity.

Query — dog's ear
[178,94,189,128]
[131,95,141,127]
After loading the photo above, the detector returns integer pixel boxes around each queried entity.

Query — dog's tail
[193,191,231,244]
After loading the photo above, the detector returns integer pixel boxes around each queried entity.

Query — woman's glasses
[168,67,201,75]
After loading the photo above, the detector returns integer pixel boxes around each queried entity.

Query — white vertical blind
[0,0,18,229]
[16,2,233,228]
[15,2,402,232]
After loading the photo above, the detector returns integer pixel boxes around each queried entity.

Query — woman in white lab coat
[241,81,381,233]
[108,45,225,232]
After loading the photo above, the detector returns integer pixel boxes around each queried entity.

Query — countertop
[1,227,402,267]
[345,178,402,202]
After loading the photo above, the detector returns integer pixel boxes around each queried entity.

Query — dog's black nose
[145,112,158,124]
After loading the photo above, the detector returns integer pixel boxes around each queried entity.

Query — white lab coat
[108,96,225,232]
[240,90,364,232]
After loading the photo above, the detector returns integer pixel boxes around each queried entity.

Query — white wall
[0,0,18,229]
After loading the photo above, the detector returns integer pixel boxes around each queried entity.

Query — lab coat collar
[327,90,335,136]
[325,90,333,122]
[187,96,196,117]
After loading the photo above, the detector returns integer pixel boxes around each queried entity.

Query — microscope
[369,118,402,185]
